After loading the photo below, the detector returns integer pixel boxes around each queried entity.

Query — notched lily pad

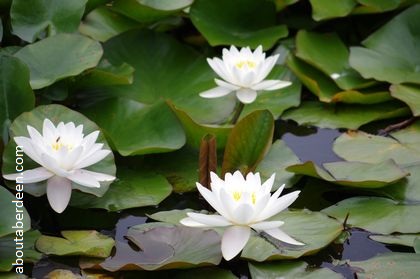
[322,197,420,234]
[36,230,115,257]
[287,160,408,188]
[241,209,343,261]
[99,223,222,271]
[370,234,420,248]
[349,252,420,278]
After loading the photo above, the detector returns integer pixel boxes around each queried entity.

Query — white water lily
[3,119,115,213]
[199,45,292,104]
[180,171,303,261]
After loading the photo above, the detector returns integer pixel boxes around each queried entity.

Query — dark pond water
[23,120,413,278]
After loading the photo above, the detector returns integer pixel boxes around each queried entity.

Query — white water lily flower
[199,45,292,104]
[3,119,115,213]
[180,171,303,261]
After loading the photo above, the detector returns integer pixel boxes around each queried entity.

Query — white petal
[61,146,84,170]
[251,80,292,91]
[67,169,114,188]
[180,217,210,227]
[186,212,231,227]
[14,136,44,166]
[197,183,231,219]
[42,119,57,141]
[214,79,240,90]
[261,174,276,193]
[41,153,71,177]
[80,130,100,149]
[250,221,284,231]
[255,55,278,83]
[208,58,236,84]
[256,190,300,221]
[199,86,232,98]
[27,125,45,146]
[236,88,257,104]
[232,203,255,224]
[221,226,251,261]
[47,176,72,213]
[74,149,111,169]
[3,167,53,183]
[264,228,304,245]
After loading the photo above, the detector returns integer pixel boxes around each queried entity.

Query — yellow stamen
[235,60,256,69]
[233,191,242,201]
[251,192,256,205]
[51,137,73,151]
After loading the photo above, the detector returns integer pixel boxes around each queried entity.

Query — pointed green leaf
[309,0,356,21]
[222,110,274,174]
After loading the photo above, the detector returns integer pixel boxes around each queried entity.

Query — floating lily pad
[256,140,302,190]
[249,261,344,279]
[190,0,288,49]
[349,252,420,279]
[70,169,172,211]
[287,55,390,104]
[390,84,420,116]
[241,209,343,261]
[0,55,34,142]
[222,110,274,175]
[36,230,114,257]
[353,0,403,13]
[296,30,370,90]
[100,223,222,271]
[287,160,407,188]
[0,186,30,237]
[282,101,409,129]
[79,6,141,42]
[14,34,103,89]
[10,0,87,42]
[309,0,356,21]
[170,103,232,150]
[148,209,196,224]
[333,123,420,165]
[322,197,420,234]
[374,164,420,203]
[349,5,420,84]
[2,104,116,198]
[0,230,41,272]
[370,234,420,247]
[81,29,236,155]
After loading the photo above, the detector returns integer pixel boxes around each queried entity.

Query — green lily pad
[2,104,116,198]
[415,238,420,253]
[148,209,196,224]
[287,55,390,104]
[69,168,172,211]
[390,84,420,116]
[79,6,141,42]
[309,0,357,21]
[36,230,114,257]
[353,0,403,13]
[14,33,103,89]
[370,234,420,247]
[374,164,420,203]
[256,140,302,190]
[0,55,34,141]
[111,0,188,23]
[170,103,232,150]
[100,223,222,271]
[0,186,30,237]
[10,0,87,42]
[190,0,288,49]
[287,160,407,188]
[249,261,344,279]
[0,230,41,272]
[333,123,420,165]
[322,197,420,234]
[296,30,370,90]
[282,101,409,129]
[349,5,420,84]
[242,65,302,118]
[222,110,274,174]
[349,252,420,279]
[81,29,236,155]
[241,209,343,261]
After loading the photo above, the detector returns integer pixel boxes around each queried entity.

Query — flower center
[235,60,256,69]
[51,137,73,151]
[232,191,242,201]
